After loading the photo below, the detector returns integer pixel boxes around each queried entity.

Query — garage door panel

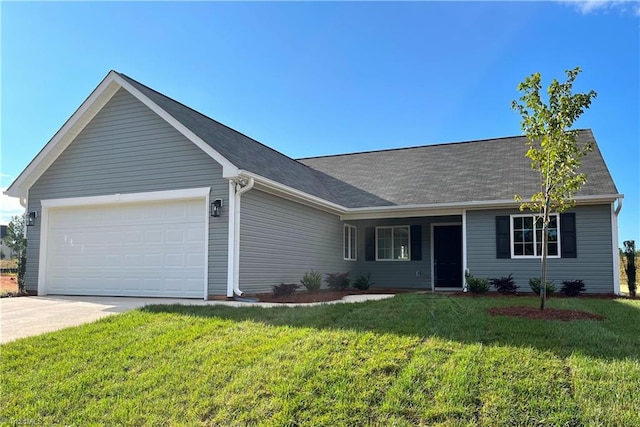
[45,197,206,298]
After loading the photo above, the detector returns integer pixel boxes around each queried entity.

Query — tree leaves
[512,67,596,216]
[3,215,27,256]
[512,67,597,310]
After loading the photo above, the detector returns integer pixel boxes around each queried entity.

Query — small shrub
[325,272,350,290]
[490,274,517,294]
[466,276,490,294]
[300,270,322,292]
[272,283,300,297]
[560,279,586,297]
[352,273,374,291]
[529,277,556,296]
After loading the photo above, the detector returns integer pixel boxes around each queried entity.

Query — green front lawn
[2,294,639,426]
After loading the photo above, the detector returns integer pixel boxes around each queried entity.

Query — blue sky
[1,1,638,245]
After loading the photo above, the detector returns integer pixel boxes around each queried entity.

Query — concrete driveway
[0,296,207,344]
[0,294,394,344]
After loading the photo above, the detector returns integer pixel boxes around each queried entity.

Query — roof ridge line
[297,129,593,161]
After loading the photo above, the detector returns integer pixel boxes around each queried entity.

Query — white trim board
[40,187,211,208]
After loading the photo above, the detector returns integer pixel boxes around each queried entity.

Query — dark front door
[433,225,463,288]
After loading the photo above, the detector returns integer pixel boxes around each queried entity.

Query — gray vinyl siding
[466,205,614,293]
[352,216,462,289]
[238,190,349,293]
[26,88,229,295]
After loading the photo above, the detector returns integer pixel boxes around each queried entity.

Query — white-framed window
[344,224,357,261]
[376,226,410,261]
[511,214,560,258]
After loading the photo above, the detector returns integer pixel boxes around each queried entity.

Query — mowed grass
[2,294,639,426]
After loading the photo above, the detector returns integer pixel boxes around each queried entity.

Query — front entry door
[433,225,463,288]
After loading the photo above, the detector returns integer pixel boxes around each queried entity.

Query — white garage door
[44,197,206,298]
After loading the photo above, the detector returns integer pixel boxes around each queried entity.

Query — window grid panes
[512,215,559,257]
[344,225,357,261]
[377,226,410,261]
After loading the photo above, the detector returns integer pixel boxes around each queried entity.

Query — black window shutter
[560,213,577,258]
[496,216,511,259]
[410,225,422,261]
[365,227,375,261]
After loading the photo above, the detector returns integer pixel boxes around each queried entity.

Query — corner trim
[462,210,468,292]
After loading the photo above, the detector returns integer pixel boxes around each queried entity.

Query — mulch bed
[0,275,19,292]
[244,288,412,304]
[246,289,607,322]
[488,306,605,321]
[452,291,618,299]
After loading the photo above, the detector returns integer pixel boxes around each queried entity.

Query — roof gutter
[237,170,347,214]
[341,194,625,220]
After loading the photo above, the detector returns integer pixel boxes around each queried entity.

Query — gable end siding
[238,189,349,293]
[26,88,229,295]
[466,205,614,293]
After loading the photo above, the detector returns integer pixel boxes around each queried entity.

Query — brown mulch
[0,275,18,292]
[488,306,605,322]
[244,288,412,304]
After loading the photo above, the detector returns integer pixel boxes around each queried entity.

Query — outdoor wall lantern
[27,211,38,226]
[211,199,223,217]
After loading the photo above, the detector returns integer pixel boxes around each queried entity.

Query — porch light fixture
[211,199,223,217]
[27,211,38,226]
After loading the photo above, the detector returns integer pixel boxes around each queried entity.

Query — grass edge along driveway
[2,294,639,426]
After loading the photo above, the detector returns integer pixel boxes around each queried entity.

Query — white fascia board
[342,207,465,220]
[4,72,122,199]
[41,187,211,208]
[340,194,625,220]
[235,170,347,215]
[113,74,239,178]
[222,176,624,220]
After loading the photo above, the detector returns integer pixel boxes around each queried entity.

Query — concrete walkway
[0,294,394,344]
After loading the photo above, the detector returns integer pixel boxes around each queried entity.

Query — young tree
[3,215,27,292]
[512,67,597,310]
[623,240,636,298]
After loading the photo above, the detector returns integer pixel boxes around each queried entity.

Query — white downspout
[231,177,254,297]
[612,198,623,296]
[226,181,236,297]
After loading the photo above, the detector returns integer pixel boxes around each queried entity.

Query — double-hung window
[376,226,410,261]
[344,224,357,261]
[511,214,559,258]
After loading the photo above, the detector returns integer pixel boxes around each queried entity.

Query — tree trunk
[540,207,549,310]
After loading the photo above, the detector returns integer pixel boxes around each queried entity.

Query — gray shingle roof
[117,73,618,209]
[299,130,619,208]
